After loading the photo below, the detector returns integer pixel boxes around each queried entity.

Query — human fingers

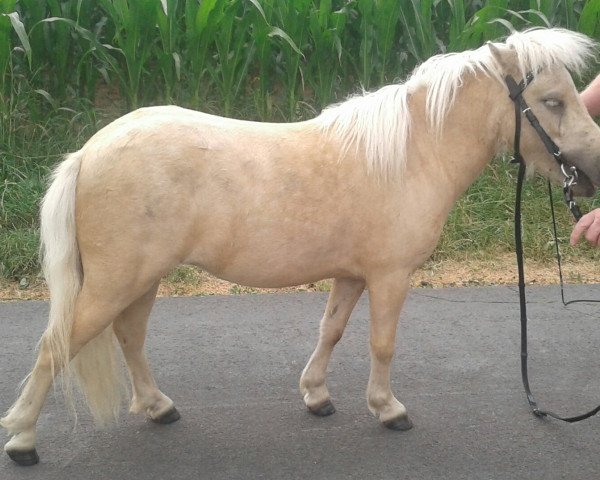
[584,216,600,246]
[570,210,597,245]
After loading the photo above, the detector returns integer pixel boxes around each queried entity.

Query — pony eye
[544,98,563,109]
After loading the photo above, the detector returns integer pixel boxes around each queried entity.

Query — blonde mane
[318,28,597,179]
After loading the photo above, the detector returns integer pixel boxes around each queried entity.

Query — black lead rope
[547,182,591,307]
[509,73,600,423]
[515,167,600,423]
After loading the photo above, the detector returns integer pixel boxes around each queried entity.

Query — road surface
[1,285,600,479]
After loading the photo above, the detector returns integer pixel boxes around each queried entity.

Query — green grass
[0,228,39,278]
[0,96,102,279]
[435,160,600,264]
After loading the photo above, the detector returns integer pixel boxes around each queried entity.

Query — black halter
[507,73,600,423]
[506,73,582,221]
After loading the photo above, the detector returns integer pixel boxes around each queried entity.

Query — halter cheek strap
[507,74,562,163]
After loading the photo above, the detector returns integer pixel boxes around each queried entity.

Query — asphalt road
[1,285,600,479]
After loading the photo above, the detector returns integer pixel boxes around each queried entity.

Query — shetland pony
[3,28,600,465]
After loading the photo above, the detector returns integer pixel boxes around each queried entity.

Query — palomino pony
[3,28,600,466]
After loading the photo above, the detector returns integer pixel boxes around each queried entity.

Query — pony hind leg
[366,273,412,431]
[300,277,365,416]
[1,273,162,465]
[1,334,56,466]
[2,289,123,464]
[112,282,179,424]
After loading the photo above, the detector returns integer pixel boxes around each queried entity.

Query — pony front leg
[300,277,365,416]
[366,274,413,431]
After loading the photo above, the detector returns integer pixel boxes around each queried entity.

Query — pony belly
[190,248,357,289]
[203,267,349,289]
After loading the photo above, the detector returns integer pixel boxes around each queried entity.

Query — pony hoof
[7,449,40,466]
[152,407,181,425]
[308,400,336,417]
[383,415,413,431]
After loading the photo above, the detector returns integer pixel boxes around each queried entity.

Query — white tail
[40,151,123,426]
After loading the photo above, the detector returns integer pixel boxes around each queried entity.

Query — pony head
[488,28,600,196]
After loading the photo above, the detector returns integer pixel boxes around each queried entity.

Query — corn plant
[203,0,256,115]
[38,14,124,110]
[184,0,241,109]
[397,0,437,71]
[156,0,182,103]
[578,0,600,38]
[249,2,275,119]
[450,1,514,51]
[45,0,73,99]
[21,0,101,102]
[447,0,467,51]
[371,0,401,84]
[73,0,112,101]
[306,0,349,107]
[98,0,158,109]
[527,0,578,28]
[17,0,44,79]
[355,0,376,88]
[0,4,22,99]
[0,7,31,149]
[272,0,311,119]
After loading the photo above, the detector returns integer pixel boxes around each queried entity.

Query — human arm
[580,74,600,117]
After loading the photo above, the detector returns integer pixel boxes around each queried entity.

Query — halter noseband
[507,73,600,423]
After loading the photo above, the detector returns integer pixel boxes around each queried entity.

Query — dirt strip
[2,253,598,302]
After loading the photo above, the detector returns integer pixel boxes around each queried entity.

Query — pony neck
[405,73,512,205]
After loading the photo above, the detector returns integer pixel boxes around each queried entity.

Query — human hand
[570,208,600,246]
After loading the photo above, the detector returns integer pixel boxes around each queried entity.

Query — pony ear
[487,42,519,76]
